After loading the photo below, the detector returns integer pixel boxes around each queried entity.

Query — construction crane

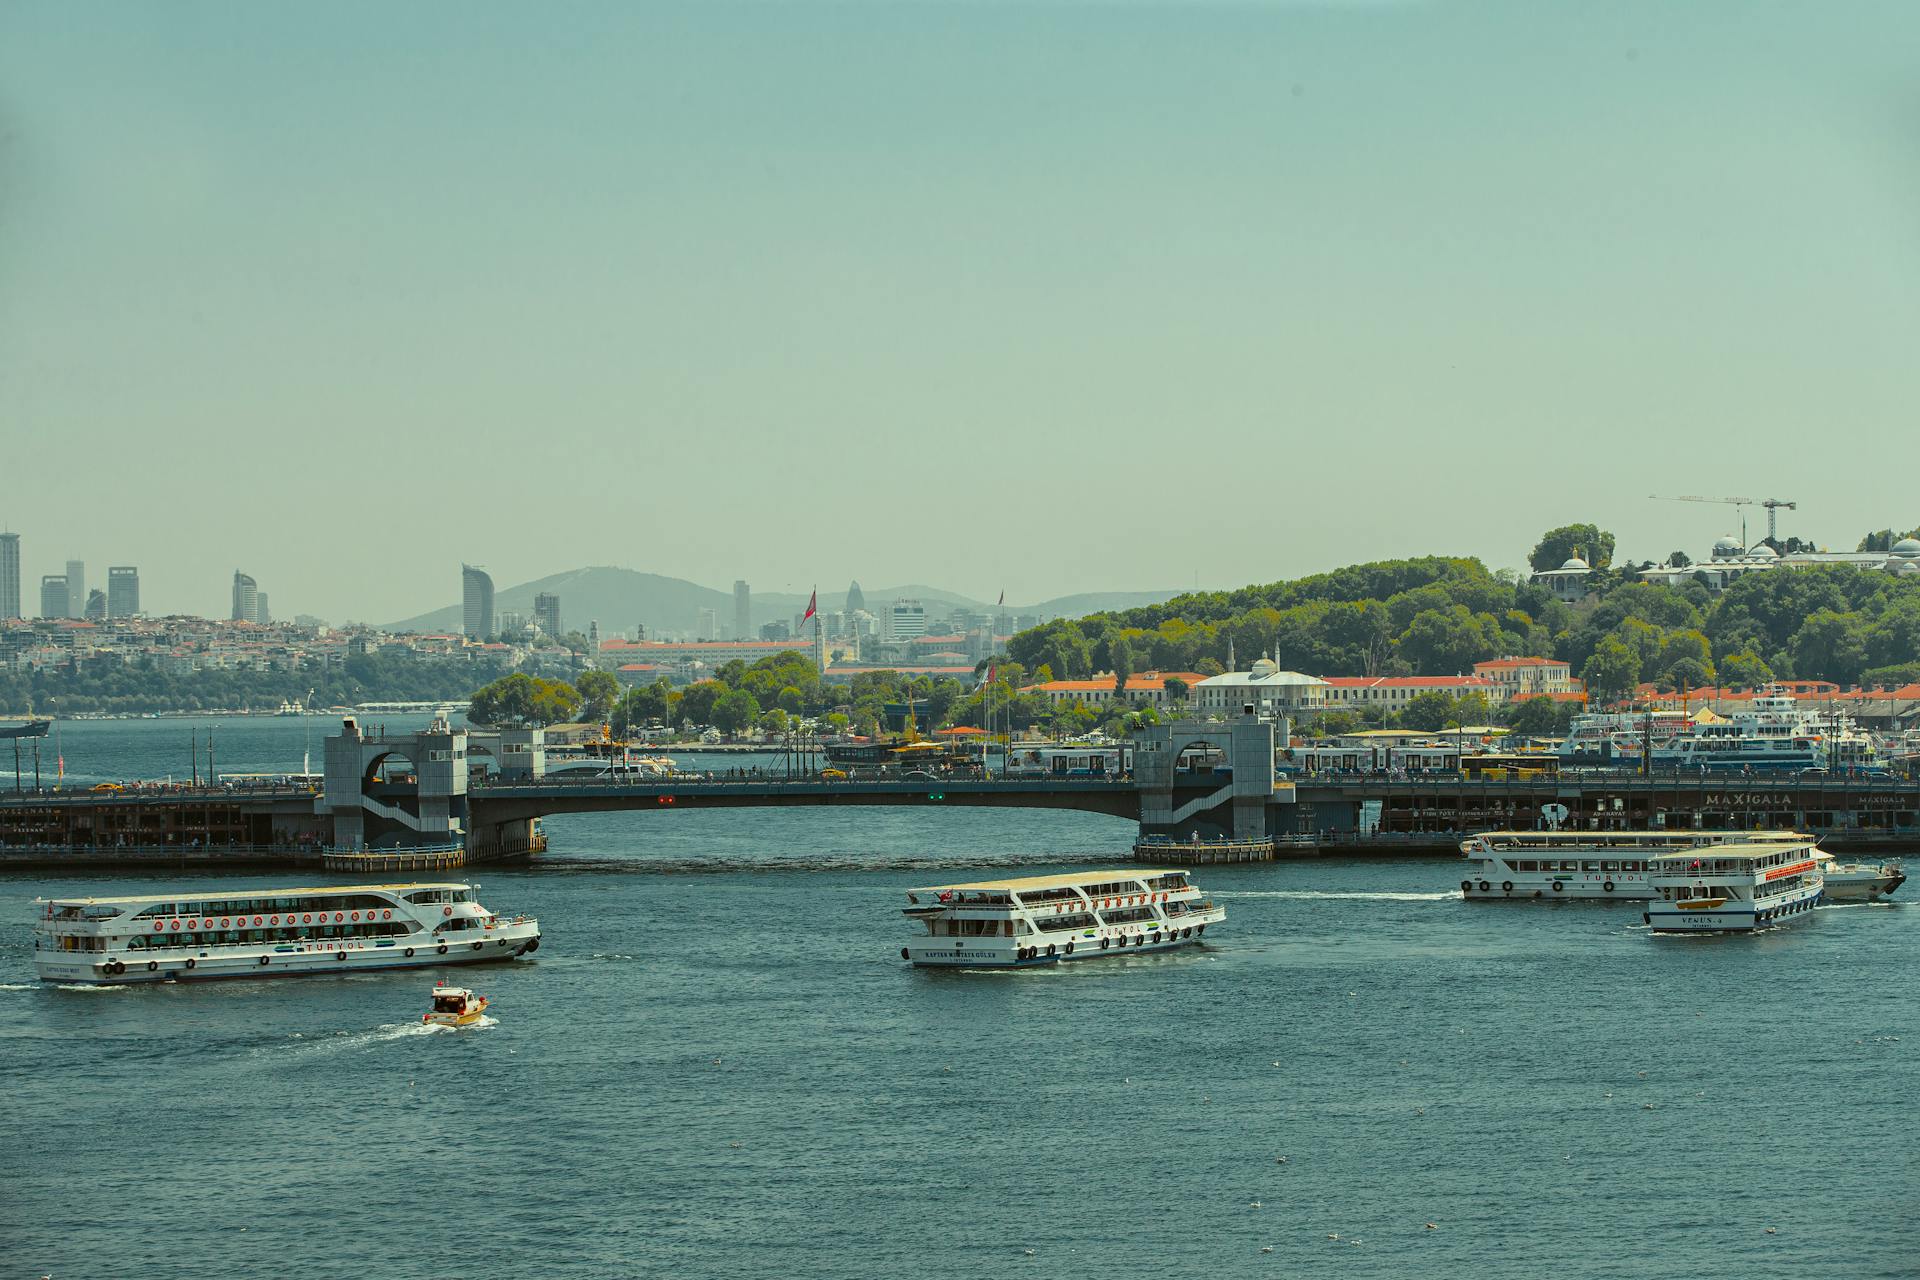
[1650,494,1798,544]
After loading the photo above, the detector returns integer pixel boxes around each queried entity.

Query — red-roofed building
[1472,655,1578,698]
[1024,671,1210,709]
[1321,675,1500,710]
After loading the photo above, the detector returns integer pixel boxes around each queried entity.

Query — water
[3,720,1917,1277]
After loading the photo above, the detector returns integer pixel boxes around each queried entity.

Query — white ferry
[1650,692,1860,772]
[1823,860,1906,902]
[1644,841,1828,932]
[33,882,541,985]
[901,869,1224,967]
[1458,830,1815,900]
[1555,710,1689,766]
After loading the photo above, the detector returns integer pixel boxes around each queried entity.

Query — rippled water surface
[3,719,1917,1278]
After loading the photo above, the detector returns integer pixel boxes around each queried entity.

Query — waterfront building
[232,571,258,623]
[887,599,927,641]
[1193,662,1329,716]
[65,559,85,618]
[83,589,106,621]
[39,574,68,619]
[0,532,18,620]
[1471,656,1577,700]
[1319,675,1501,711]
[534,592,561,639]
[107,566,139,618]
[1028,671,1211,710]
[733,580,751,640]
[462,565,494,639]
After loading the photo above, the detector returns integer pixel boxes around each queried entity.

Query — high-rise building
[887,598,927,641]
[534,592,561,639]
[846,580,866,614]
[760,620,791,641]
[698,608,718,640]
[84,589,107,621]
[40,574,68,619]
[65,560,85,618]
[462,565,494,639]
[0,533,19,620]
[232,571,258,623]
[733,580,751,640]
[107,566,139,618]
[254,591,270,625]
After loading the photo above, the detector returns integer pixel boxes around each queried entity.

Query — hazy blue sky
[4,1,1918,621]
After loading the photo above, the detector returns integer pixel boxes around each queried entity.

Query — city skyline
[7,4,1920,621]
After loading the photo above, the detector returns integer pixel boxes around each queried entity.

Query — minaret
[1227,637,1236,673]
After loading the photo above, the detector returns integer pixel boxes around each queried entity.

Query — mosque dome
[1250,657,1279,678]
[1893,538,1920,558]
[1747,543,1778,559]
[1711,536,1742,558]
[1557,556,1590,572]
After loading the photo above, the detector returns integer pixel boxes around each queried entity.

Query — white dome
[1556,556,1590,572]
[1746,543,1778,558]
[1899,561,1920,575]
[1712,536,1742,557]
[1893,538,1920,558]
[1250,657,1279,678]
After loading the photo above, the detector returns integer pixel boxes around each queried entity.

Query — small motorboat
[1824,861,1906,902]
[423,982,489,1027]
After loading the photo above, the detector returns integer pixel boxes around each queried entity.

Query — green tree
[758,708,789,734]
[710,688,762,736]
[678,680,726,727]
[575,669,622,724]
[612,680,672,735]
[1716,650,1772,689]
[1501,695,1560,736]
[1163,676,1190,703]
[1663,657,1713,691]
[1580,636,1641,703]
[1791,609,1868,684]
[1528,524,1616,572]
[1396,606,1500,675]
[467,672,582,728]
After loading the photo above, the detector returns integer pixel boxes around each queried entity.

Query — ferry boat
[900,869,1223,967]
[1649,691,1874,772]
[1458,830,1815,900]
[1822,860,1906,902]
[423,982,489,1027]
[33,882,541,985]
[1555,710,1689,766]
[1644,840,1828,932]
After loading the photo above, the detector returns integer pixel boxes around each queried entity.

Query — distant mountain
[384,567,1181,637]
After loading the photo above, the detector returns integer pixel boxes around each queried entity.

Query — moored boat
[1459,830,1814,900]
[901,868,1223,967]
[34,882,541,984]
[1644,840,1827,933]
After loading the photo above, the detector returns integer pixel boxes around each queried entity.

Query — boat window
[1600,862,1618,873]
[1560,861,1578,872]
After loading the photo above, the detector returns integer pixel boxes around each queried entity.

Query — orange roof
[936,726,986,736]
[1474,657,1569,670]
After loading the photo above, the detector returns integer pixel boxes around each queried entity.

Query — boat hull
[1645,884,1824,933]
[906,923,1212,968]
[1823,869,1905,902]
[1463,872,1652,901]
[36,924,541,985]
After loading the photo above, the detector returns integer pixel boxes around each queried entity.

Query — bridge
[3,713,1919,871]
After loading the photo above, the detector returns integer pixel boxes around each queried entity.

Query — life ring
[472,942,484,951]
[1603,881,1615,893]
[303,915,311,924]
[146,960,158,972]
[185,958,196,970]
[336,951,348,961]
[1100,938,1110,950]
[437,944,448,955]
[1551,882,1565,893]
[334,913,344,923]
[253,916,263,926]
[404,947,415,958]
[169,919,180,931]
[351,912,360,922]
[1477,881,1491,892]
[1460,880,1473,893]
[221,918,231,928]
[383,910,392,920]
[259,956,269,966]
[443,907,453,917]
[1501,881,1514,893]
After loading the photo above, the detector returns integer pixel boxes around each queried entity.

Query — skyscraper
[0,533,19,620]
[65,560,85,618]
[698,607,717,639]
[107,566,139,618]
[83,589,106,621]
[254,592,271,625]
[846,580,866,614]
[40,575,68,619]
[887,599,926,640]
[534,592,561,640]
[462,565,494,639]
[733,580,751,640]
[232,571,258,622]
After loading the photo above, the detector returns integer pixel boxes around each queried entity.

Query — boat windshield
[433,995,466,1012]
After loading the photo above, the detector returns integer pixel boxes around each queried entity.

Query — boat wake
[1215,890,1458,903]
[281,1015,499,1056]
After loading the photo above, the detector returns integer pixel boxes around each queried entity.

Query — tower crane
[1650,494,1798,545]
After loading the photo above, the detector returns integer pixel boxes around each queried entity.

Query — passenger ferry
[1458,830,1815,900]
[900,869,1224,967]
[1555,710,1689,766]
[1649,692,1865,772]
[33,882,541,985]
[1644,840,1828,932]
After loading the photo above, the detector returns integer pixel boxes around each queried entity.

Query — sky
[4,0,1920,621]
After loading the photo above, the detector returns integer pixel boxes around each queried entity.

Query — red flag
[802,590,817,627]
